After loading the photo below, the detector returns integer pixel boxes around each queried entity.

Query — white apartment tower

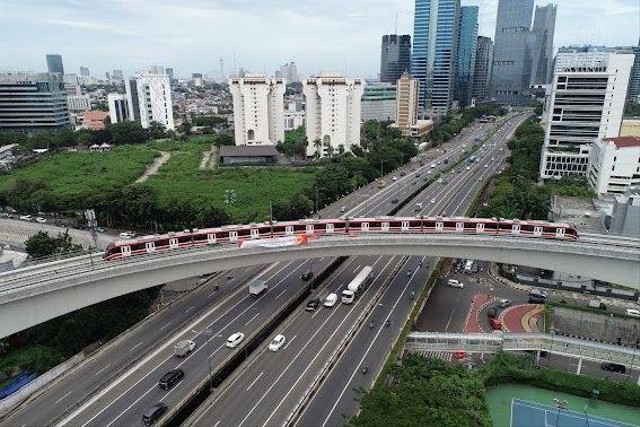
[395,74,420,136]
[303,73,364,157]
[107,93,130,124]
[229,74,286,146]
[539,50,634,179]
[125,72,175,130]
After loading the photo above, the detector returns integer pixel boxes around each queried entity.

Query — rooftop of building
[83,110,110,121]
[602,135,640,148]
[551,195,606,234]
[219,145,280,157]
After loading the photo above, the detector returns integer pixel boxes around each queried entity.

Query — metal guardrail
[405,332,640,368]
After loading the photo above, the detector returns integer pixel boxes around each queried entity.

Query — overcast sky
[1,0,638,80]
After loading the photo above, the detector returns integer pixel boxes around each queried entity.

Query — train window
[361,222,369,232]
[435,221,444,231]
[401,221,409,231]
[511,224,521,235]
[326,223,334,233]
[121,245,132,257]
[306,224,314,235]
[250,228,259,239]
[381,222,390,232]
[455,222,464,232]
[229,231,238,242]
[533,226,543,237]
[169,238,179,249]
[555,227,565,238]
[475,223,485,233]
[145,242,155,253]
[207,234,217,244]
[285,226,294,236]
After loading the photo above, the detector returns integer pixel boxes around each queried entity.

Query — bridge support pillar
[576,357,583,375]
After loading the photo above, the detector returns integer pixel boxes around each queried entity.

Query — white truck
[174,340,196,357]
[341,266,373,304]
[249,279,267,296]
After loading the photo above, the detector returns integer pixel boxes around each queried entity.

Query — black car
[400,172,405,176]
[301,271,314,281]
[142,403,168,426]
[528,294,547,304]
[487,307,498,319]
[601,363,626,374]
[305,298,321,311]
[158,369,184,390]
[391,198,399,204]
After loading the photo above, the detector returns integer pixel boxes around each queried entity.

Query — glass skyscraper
[46,54,64,76]
[529,4,557,87]
[455,6,478,108]
[411,0,460,120]
[380,35,412,83]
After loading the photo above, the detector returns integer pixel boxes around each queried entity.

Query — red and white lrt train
[103,217,578,261]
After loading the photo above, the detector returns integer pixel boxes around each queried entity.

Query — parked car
[446,279,464,289]
[625,308,640,318]
[142,403,168,426]
[35,217,47,223]
[19,215,33,221]
[158,369,184,390]
[268,334,286,352]
[305,297,321,312]
[601,362,626,374]
[225,332,245,348]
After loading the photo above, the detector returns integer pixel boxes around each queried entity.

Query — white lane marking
[185,305,196,313]
[353,265,361,274]
[214,421,221,427]
[129,342,143,352]
[208,291,217,298]
[244,312,261,326]
[54,391,72,404]
[246,372,264,391]
[283,335,297,350]
[245,268,251,272]
[160,322,172,331]
[93,364,111,377]
[274,288,287,299]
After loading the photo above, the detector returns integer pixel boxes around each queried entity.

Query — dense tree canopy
[24,230,83,259]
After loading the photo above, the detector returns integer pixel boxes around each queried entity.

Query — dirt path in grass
[136,151,170,183]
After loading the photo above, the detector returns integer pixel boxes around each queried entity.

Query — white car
[430,199,436,204]
[447,279,464,288]
[19,215,33,221]
[324,293,338,307]
[392,176,397,181]
[119,232,133,239]
[268,334,286,352]
[35,217,47,223]
[497,298,511,308]
[625,308,640,318]
[437,178,443,183]
[226,332,245,348]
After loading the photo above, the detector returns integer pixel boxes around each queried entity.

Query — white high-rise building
[125,72,175,130]
[539,50,634,179]
[228,74,286,146]
[303,73,364,157]
[67,94,90,112]
[588,136,640,195]
[108,93,130,124]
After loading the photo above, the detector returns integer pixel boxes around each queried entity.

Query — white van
[324,293,338,307]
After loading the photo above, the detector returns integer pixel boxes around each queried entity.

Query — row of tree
[429,104,507,145]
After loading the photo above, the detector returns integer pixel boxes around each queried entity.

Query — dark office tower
[455,6,478,108]
[529,4,557,86]
[46,54,64,76]
[80,66,90,77]
[628,39,640,104]
[166,67,175,82]
[490,0,534,104]
[473,36,494,101]
[380,34,412,83]
[411,0,461,120]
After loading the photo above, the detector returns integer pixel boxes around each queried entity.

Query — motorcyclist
[410,291,415,300]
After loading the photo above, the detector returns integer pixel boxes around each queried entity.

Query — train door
[229,231,238,243]
[145,242,155,253]
[169,238,179,249]
[361,222,369,232]
[306,224,314,235]
[207,233,217,244]
[401,221,410,232]
[326,223,334,234]
[511,224,521,235]
[476,223,485,234]
[555,227,565,239]
[285,226,294,236]
[455,222,464,233]
[121,245,131,257]
[250,228,259,239]
[435,221,444,232]
[381,222,390,232]
[533,226,543,237]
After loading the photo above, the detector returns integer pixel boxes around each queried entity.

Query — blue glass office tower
[455,6,478,108]
[411,0,460,120]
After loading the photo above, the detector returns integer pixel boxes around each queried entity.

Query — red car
[489,317,502,331]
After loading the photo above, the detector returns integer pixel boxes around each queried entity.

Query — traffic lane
[189,255,398,427]
[0,218,116,249]
[297,256,431,427]
[63,257,328,427]
[0,265,264,427]
[539,353,640,384]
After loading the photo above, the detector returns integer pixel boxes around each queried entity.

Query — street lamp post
[203,328,214,392]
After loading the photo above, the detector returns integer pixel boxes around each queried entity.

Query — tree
[214,134,234,147]
[147,121,167,140]
[25,230,83,259]
[313,138,322,159]
[106,121,147,145]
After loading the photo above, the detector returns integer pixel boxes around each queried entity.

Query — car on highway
[142,402,168,426]
[437,178,443,183]
[391,198,399,204]
[19,215,33,221]
[225,332,245,348]
[497,298,511,308]
[158,369,184,390]
[430,199,436,204]
[447,279,464,288]
[487,307,498,318]
[600,362,626,374]
[625,308,640,318]
[305,297,321,312]
[35,217,47,223]
[324,293,338,307]
[392,176,397,181]
[301,270,314,281]
[119,232,134,238]
[465,166,471,171]
[340,206,346,212]
[268,334,286,352]
[489,318,502,331]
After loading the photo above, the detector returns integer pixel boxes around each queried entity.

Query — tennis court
[511,399,638,427]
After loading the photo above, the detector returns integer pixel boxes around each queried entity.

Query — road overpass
[0,232,638,338]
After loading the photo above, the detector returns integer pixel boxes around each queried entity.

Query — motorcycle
[410,291,415,300]
[362,365,369,374]
[369,320,375,329]
[385,319,390,327]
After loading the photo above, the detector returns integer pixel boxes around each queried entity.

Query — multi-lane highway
[184,114,527,426]
[0,114,518,427]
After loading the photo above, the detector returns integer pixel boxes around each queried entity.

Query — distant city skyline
[1,0,638,79]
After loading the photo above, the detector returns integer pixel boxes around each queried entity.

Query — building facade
[80,67,90,77]
[229,74,285,146]
[125,71,175,130]
[277,62,299,83]
[473,36,493,101]
[0,73,70,132]
[67,94,90,112]
[529,4,557,87]
[107,93,130,124]
[46,54,64,76]
[394,73,432,137]
[165,68,175,82]
[539,51,634,179]
[411,0,460,120]
[455,6,478,108]
[361,83,397,122]
[303,73,364,157]
[588,136,640,195]
[380,35,411,83]
[627,40,640,104]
